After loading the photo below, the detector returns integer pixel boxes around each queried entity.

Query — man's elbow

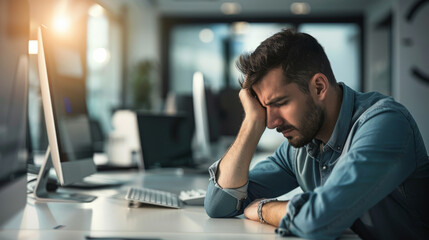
[204,182,243,218]
[204,203,225,218]
[204,195,241,218]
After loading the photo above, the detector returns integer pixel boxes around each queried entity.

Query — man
[204,29,429,240]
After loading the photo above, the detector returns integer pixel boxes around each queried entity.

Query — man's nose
[266,107,282,129]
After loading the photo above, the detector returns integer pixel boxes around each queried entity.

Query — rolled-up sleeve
[204,160,248,217]
[277,108,416,239]
[205,141,298,218]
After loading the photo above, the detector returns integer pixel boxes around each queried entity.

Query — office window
[170,24,228,94]
[169,23,287,94]
[86,4,123,133]
[169,22,361,94]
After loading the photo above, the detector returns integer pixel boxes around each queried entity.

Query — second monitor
[136,112,194,169]
[34,25,97,202]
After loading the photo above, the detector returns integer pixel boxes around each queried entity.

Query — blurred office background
[26,0,429,155]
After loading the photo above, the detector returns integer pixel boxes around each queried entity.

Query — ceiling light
[53,16,70,33]
[28,40,38,55]
[92,48,110,64]
[231,21,249,35]
[290,2,311,15]
[221,2,242,15]
[199,28,214,43]
[89,4,104,17]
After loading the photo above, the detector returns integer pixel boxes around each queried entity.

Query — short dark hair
[236,28,336,94]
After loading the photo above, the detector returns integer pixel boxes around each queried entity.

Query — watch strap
[257,198,278,223]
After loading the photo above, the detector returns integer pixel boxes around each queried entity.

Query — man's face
[252,67,325,148]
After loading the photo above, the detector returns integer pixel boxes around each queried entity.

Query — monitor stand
[34,146,97,202]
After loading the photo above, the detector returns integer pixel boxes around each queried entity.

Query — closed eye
[265,96,289,108]
[272,100,288,108]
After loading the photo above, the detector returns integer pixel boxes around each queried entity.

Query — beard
[277,96,325,148]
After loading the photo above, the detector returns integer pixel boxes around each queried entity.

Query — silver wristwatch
[257,198,278,223]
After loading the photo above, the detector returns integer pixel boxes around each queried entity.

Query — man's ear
[309,73,329,101]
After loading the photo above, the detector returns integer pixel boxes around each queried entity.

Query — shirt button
[322,165,327,170]
[337,146,341,151]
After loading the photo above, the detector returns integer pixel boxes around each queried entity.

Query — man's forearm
[216,117,265,189]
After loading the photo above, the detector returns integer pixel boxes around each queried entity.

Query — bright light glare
[290,2,311,15]
[231,22,249,35]
[199,28,214,43]
[92,48,110,64]
[28,40,38,54]
[53,16,70,33]
[89,4,104,17]
[221,2,242,15]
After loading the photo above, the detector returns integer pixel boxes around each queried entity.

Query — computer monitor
[192,72,212,159]
[34,25,96,202]
[0,0,29,225]
[136,112,194,169]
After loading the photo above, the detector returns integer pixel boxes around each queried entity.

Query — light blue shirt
[204,83,429,240]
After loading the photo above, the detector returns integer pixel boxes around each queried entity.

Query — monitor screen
[48,48,93,163]
[36,25,96,188]
[0,0,29,225]
[136,112,194,169]
[192,72,212,158]
[42,30,92,163]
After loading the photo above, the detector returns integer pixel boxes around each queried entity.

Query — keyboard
[179,189,206,205]
[126,187,182,208]
[125,187,207,208]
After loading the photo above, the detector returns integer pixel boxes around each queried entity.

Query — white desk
[0,170,359,240]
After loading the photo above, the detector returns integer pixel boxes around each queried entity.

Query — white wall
[125,0,161,110]
[366,0,429,149]
[99,0,160,63]
[393,0,429,150]
[99,0,162,110]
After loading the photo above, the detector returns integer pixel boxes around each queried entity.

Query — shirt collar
[324,83,355,153]
[305,83,355,155]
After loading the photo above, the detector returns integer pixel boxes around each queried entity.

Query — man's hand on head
[239,88,266,127]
